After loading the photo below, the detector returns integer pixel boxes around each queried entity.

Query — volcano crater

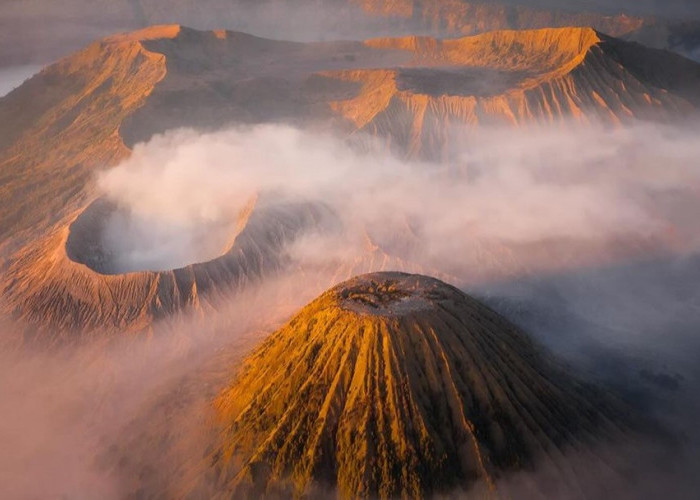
[65,197,242,275]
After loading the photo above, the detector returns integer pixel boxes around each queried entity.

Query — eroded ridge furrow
[213,272,633,499]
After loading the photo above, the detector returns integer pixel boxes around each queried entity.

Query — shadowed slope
[214,272,629,499]
[625,20,700,62]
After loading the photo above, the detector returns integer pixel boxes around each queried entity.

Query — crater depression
[66,197,251,275]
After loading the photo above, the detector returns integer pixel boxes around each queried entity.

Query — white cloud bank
[97,121,700,278]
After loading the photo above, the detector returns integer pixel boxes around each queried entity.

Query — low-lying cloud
[0,273,320,499]
[5,119,700,498]
[96,120,700,481]
[98,122,700,277]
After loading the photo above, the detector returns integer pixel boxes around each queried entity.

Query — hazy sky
[508,0,700,17]
[0,66,41,97]
[2,0,700,67]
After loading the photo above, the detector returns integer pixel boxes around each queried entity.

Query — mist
[5,119,700,497]
[96,121,700,370]
[96,119,700,495]
[97,122,700,278]
[0,273,323,499]
[4,1,700,70]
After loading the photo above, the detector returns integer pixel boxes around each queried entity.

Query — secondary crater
[66,197,245,275]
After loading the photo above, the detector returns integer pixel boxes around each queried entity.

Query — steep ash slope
[214,272,631,499]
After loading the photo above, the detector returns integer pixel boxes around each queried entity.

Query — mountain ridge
[2,25,700,336]
[0,0,651,67]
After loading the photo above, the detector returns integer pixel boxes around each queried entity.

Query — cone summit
[213,272,626,498]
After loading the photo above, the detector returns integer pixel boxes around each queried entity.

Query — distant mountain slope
[2,25,700,336]
[0,0,648,67]
[334,28,700,158]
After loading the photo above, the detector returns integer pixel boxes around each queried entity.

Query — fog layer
[98,122,700,278]
[4,119,700,497]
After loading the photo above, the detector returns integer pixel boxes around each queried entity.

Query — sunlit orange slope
[213,272,630,499]
[329,27,700,158]
[2,25,700,337]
